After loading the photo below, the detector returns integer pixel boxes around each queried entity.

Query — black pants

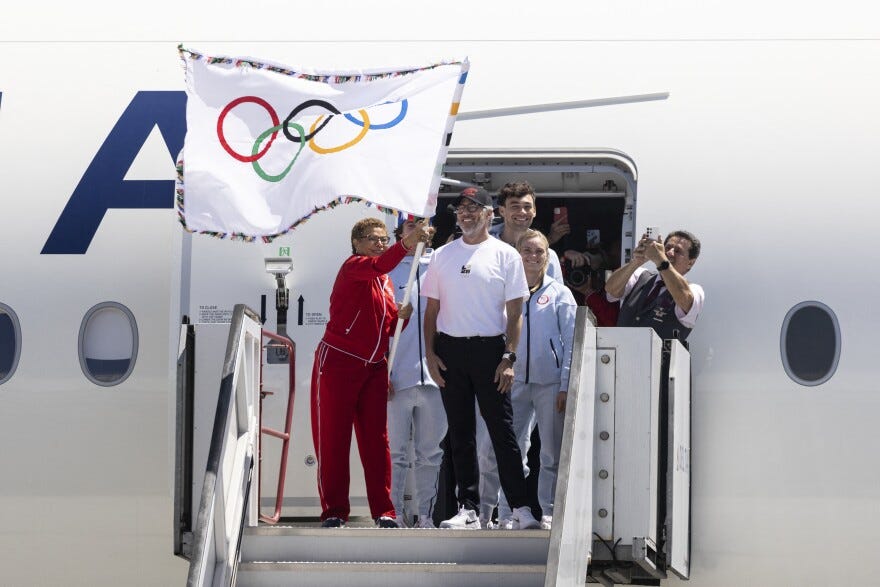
[435,332,529,512]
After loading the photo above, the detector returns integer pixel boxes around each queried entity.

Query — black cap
[455,187,493,208]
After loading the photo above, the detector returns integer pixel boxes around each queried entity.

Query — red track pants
[310,341,395,522]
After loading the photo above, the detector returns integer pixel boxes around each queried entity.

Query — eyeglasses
[454,203,484,214]
[359,235,390,244]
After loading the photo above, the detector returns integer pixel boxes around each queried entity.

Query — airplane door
[173,147,640,525]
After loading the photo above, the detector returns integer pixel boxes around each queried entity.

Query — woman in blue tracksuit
[477,229,576,529]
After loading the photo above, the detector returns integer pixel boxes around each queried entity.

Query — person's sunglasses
[454,203,483,214]
[360,235,390,244]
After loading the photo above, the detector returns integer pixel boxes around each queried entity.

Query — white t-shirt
[422,236,529,337]
[607,266,705,328]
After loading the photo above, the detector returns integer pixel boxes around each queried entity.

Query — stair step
[241,526,550,565]
[237,561,547,587]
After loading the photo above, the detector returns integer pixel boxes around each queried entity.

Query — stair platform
[237,522,552,586]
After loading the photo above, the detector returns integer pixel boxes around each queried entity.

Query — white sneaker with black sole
[439,507,481,529]
[511,506,540,530]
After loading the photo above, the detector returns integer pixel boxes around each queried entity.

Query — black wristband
[657,260,671,271]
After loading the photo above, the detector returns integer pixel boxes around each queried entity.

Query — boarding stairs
[174,304,690,586]
[237,524,551,587]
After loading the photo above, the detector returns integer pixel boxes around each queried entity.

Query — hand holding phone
[553,206,569,224]
[549,206,571,245]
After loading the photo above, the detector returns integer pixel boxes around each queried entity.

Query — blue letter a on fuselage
[41,91,186,255]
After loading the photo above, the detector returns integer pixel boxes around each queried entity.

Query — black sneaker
[375,516,400,528]
[321,517,345,528]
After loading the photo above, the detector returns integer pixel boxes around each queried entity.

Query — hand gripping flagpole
[387,240,425,373]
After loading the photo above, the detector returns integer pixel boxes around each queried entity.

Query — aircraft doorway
[438,148,637,302]
[173,148,639,532]
[428,149,638,523]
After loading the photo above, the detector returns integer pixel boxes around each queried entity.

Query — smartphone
[553,206,568,224]
[645,226,660,241]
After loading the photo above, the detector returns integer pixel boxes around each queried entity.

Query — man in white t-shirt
[422,187,541,531]
[606,229,704,342]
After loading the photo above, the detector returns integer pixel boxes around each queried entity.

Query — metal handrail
[187,305,262,587]
[545,307,597,586]
[173,319,195,560]
[258,330,296,524]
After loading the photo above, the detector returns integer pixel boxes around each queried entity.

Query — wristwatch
[502,351,517,363]
[657,260,671,271]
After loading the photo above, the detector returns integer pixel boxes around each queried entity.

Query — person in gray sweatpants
[387,219,447,528]
[478,229,576,529]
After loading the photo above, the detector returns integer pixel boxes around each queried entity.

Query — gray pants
[387,384,447,519]
[477,381,564,520]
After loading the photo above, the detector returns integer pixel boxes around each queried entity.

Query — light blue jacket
[388,250,437,391]
[517,274,577,392]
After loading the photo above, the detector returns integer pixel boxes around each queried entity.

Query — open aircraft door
[172,147,639,530]
[588,328,692,585]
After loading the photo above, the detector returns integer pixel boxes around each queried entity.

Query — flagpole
[387,241,425,373]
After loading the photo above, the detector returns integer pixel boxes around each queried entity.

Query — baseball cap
[455,187,493,208]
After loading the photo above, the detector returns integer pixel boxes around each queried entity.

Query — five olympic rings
[217,96,408,182]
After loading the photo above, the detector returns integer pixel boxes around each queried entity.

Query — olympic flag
[177,46,469,240]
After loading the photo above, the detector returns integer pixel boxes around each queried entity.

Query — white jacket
[388,250,437,391]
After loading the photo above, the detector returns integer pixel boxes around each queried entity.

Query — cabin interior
[436,150,637,295]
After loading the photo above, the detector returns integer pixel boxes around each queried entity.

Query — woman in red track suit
[311,217,433,528]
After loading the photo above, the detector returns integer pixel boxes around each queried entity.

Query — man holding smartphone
[605,229,704,342]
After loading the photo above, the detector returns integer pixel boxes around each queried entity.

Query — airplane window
[781,301,840,386]
[78,302,138,386]
[0,304,22,385]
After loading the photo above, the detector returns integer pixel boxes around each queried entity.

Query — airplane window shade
[781,301,840,386]
[78,302,138,386]
[0,304,21,385]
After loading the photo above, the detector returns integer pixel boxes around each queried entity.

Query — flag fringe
[176,159,423,243]
[178,44,465,84]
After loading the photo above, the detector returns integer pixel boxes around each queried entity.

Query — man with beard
[422,187,541,530]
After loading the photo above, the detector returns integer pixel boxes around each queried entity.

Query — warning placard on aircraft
[198,304,233,324]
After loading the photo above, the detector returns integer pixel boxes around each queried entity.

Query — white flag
[177,46,469,240]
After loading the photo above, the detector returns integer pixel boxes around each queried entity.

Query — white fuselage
[1,3,878,585]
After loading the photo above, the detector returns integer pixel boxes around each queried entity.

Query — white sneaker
[496,517,514,530]
[375,516,401,528]
[415,516,436,529]
[440,507,481,529]
[480,517,497,530]
[541,515,553,530]
[512,506,540,530]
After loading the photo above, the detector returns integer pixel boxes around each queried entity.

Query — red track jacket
[321,241,409,363]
